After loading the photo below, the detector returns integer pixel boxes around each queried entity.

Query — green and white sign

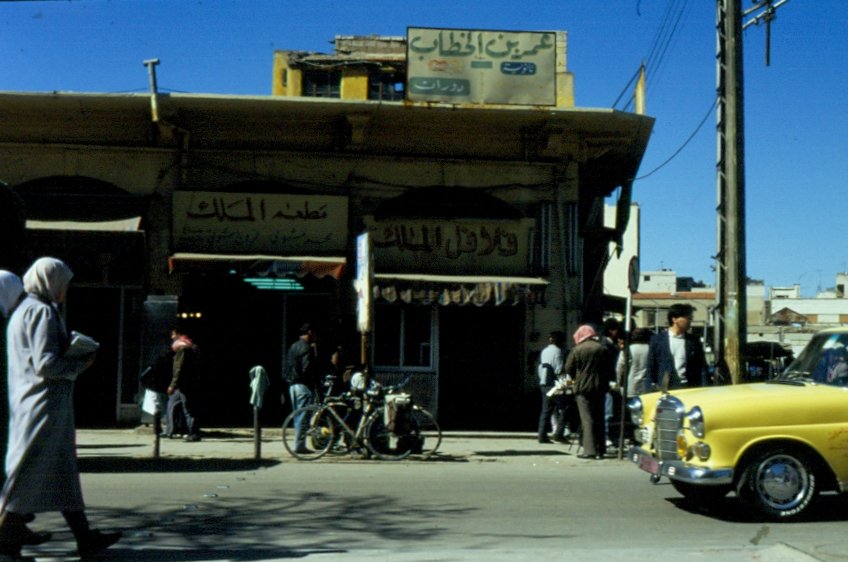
[406,27,557,106]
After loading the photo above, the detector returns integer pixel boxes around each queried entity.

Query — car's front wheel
[736,448,817,520]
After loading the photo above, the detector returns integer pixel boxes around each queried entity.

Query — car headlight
[627,397,643,426]
[685,406,705,438]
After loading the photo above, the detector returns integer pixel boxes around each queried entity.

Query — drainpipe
[555,165,572,332]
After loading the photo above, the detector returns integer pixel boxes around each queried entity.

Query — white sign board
[356,233,373,334]
[173,192,348,255]
[407,27,557,106]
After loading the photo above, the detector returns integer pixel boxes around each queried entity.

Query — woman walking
[0,258,121,559]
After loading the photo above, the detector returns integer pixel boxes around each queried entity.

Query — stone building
[0,31,652,429]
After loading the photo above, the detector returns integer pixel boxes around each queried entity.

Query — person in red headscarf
[565,324,615,459]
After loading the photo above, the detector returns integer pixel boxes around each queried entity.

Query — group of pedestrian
[0,258,121,560]
[536,303,707,460]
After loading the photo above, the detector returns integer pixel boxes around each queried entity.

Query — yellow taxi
[630,328,848,520]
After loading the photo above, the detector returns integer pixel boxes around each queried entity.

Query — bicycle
[282,375,442,461]
[365,381,442,461]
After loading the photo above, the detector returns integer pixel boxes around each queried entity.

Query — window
[302,70,341,98]
[374,305,433,367]
[368,72,406,101]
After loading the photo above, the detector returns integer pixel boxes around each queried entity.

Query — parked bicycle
[281,374,441,461]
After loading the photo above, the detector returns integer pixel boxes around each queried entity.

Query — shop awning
[373,273,548,306]
[26,217,142,231]
[167,252,346,279]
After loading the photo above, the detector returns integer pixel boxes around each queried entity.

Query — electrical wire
[635,96,717,180]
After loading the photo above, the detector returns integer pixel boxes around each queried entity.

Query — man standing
[167,327,202,442]
[566,325,614,459]
[285,323,321,454]
[537,331,567,444]
[646,303,707,390]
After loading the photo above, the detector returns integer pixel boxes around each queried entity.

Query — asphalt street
[12,428,846,561]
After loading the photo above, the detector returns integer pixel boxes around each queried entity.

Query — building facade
[0,32,652,429]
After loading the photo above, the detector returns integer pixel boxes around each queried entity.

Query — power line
[635,96,717,180]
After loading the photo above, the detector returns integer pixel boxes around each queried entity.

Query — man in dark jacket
[167,328,202,442]
[285,323,321,453]
[565,325,614,459]
[646,303,707,390]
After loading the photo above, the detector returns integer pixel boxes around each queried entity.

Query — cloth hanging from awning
[167,253,346,279]
[373,273,548,306]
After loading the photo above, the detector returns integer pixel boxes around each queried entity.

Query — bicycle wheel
[282,405,336,460]
[410,406,442,460]
[364,411,413,461]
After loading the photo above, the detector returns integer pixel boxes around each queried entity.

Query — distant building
[629,269,848,364]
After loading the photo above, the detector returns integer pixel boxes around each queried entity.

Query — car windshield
[778,332,848,387]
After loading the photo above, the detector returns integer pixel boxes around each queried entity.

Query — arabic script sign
[406,27,557,106]
[364,216,534,276]
[173,192,348,255]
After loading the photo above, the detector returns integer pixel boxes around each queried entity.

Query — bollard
[249,365,269,461]
[253,406,261,460]
[153,407,162,459]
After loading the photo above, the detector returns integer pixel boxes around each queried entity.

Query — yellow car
[629,328,848,520]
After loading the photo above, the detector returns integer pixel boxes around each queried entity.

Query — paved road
[16,428,847,561]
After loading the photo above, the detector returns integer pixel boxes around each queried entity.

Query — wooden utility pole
[715,0,748,385]
[714,0,790,385]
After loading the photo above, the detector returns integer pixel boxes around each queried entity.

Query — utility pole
[715,0,747,385]
[714,0,790,385]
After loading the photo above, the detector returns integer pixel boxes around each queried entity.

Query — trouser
[576,393,607,456]
[289,383,314,450]
[167,389,199,437]
[538,387,565,440]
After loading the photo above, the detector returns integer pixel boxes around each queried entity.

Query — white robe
[1,295,89,513]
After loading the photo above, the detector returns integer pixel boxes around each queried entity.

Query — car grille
[654,395,684,461]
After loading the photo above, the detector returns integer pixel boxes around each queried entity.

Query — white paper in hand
[67,331,100,358]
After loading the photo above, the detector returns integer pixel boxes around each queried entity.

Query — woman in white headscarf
[0,272,23,319]
[0,258,120,559]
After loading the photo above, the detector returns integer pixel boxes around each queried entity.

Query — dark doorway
[178,274,336,428]
[437,306,524,430]
[67,287,142,427]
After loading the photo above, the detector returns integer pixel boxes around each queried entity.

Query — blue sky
[3,0,845,296]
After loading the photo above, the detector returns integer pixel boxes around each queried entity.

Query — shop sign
[406,27,557,106]
[364,216,534,276]
[173,192,348,255]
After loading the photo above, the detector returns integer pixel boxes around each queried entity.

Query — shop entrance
[178,274,336,428]
[437,306,524,430]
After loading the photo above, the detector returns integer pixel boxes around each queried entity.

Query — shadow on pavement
[29,489,475,561]
[666,493,848,523]
[78,457,280,473]
[473,449,573,457]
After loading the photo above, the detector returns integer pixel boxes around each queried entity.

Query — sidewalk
[75,427,603,463]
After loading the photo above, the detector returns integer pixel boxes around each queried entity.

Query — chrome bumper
[629,447,734,485]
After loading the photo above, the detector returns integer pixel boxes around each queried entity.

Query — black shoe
[18,526,51,546]
[77,530,122,559]
[552,436,569,444]
[576,453,596,459]
[158,432,172,439]
[595,455,605,460]
[538,437,553,444]
[183,434,201,442]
